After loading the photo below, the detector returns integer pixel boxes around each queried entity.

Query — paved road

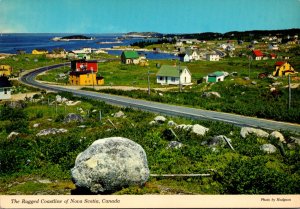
[20,64,300,133]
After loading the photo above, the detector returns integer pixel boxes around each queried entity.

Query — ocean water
[0,33,178,60]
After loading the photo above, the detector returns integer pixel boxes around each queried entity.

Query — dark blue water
[0,33,178,60]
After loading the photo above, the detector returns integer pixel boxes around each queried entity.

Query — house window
[160,76,163,80]
[171,77,175,82]
[4,89,7,94]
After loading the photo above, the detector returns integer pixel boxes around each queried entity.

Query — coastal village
[1,31,299,100]
[0,30,300,196]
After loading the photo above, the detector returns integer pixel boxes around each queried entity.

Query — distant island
[52,35,95,41]
[123,32,162,38]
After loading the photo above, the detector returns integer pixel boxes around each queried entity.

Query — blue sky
[0,0,300,33]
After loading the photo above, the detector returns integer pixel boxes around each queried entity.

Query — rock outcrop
[36,128,68,136]
[71,137,149,193]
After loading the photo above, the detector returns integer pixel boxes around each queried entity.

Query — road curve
[20,64,300,133]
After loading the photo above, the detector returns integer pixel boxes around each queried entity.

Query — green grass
[36,66,70,84]
[0,93,299,195]
[0,54,66,76]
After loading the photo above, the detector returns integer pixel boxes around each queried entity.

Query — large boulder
[36,128,68,136]
[191,124,209,136]
[71,137,149,193]
[260,144,277,154]
[240,127,269,138]
[64,113,84,123]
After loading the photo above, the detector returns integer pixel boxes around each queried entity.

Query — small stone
[269,131,285,143]
[154,116,166,123]
[167,120,177,126]
[251,81,257,85]
[64,113,84,123]
[202,92,221,98]
[38,179,52,184]
[149,121,156,125]
[260,144,277,154]
[114,111,125,118]
[191,124,209,136]
[7,132,19,139]
[240,127,269,138]
[33,123,40,128]
[167,141,183,149]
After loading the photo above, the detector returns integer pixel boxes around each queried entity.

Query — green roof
[157,65,188,77]
[208,71,224,77]
[122,51,139,59]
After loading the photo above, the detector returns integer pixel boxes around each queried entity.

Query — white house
[156,65,192,85]
[72,47,92,54]
[269,44,279,50]
[0,76,12,100]
[206,54,220,61]
[186,49,200,61]
[178,53,190,62]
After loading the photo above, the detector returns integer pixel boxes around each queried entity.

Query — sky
[0,0,300,34]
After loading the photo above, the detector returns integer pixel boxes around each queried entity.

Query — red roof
[275,61,286,66]
[252,50,263,57]
[270,53,276,57]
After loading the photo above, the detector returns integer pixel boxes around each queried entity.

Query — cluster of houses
[177,48,220,62]
[252,49,280,60]
[68,59,104,86]
[31,47,108,60]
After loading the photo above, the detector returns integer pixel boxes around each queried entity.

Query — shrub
[220,157,298,194]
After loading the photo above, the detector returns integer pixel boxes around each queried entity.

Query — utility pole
[178,62,182,92]
[248,55,252,79]
[288,74,291,110]
[91,67,95,90]
[147,70,151,96]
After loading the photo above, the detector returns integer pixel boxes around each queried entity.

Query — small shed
[205,71,225,82]
[121,51,140,64]
[0,76,12,100]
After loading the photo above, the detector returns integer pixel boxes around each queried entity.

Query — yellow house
[69,71,104,86]
[273,61,297,77]
[32,49,49,55]
[0,65,12,76]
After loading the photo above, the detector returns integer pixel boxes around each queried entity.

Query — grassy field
[0,92,299,195]
[36,66,71,84]
[0,54,66,76]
